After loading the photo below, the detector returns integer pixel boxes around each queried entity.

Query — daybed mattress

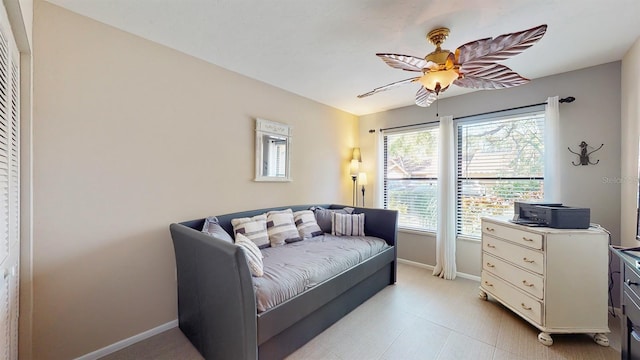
[253,234,390,312]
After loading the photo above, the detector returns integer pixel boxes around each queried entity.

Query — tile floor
[101,263,621,360]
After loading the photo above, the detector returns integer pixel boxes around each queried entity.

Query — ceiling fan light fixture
[418,69,459,94]
[358,25,547,107]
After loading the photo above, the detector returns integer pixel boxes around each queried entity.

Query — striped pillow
[235,233,264,277]
[293,210,323,239]
[331,212,365,236]
[231,214,269,249]
[266,209,302,246]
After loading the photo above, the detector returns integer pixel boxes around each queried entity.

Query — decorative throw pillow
[201,216,234,243]
[331,212,365,236]
[231,214,270,249]
[235,233,264,277]
[312,206,355,234]
[266,209,302,246]
[293,210,323,239]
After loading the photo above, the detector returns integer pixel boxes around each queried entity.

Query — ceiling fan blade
[454,64,529,89]
[376,53,437,72]
[415,86,437,107]
[456,24,547,67]
[357,77,421,98]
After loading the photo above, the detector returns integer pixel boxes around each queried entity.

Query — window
[383,126,439,231]
[456,111,545,238]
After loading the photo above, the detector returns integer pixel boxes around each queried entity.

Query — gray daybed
[170,204,398,360]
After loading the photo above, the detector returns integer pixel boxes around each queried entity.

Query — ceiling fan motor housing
[425,27,455,70]
[425,49,452,68]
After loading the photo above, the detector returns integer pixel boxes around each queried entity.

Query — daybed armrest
[360,207,398,247]
[170,223,258,360]
[329,206,398,284]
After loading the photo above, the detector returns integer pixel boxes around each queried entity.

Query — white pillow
[235,233,264,277]
[231,214,269,249]
[293,210,323,239]
[331,212,365,236]
[266,209,302,246]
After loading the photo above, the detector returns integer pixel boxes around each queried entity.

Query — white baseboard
[398,258,435,271]
[74,319,178,360]
[75,259,478,359]
[398,258,481,282]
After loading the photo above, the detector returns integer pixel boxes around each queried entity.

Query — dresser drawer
[483,252,544,299]
[625,264,640,303]
[625,289,640,328]
[481,270,542,325]
[483,235,544,275]
[482,220,543,250]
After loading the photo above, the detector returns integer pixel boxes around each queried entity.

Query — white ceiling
[46,0,640,116]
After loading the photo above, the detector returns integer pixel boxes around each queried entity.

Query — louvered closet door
[0,3,19,358]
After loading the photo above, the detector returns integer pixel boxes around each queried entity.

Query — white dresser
[479,217,610,346]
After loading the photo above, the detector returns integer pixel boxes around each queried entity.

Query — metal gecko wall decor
[567,141,603,166]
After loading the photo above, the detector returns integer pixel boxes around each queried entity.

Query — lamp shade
[418,69,459,94]
[358,172,368,186]
[350,159,360,175]
[352,147,362,162]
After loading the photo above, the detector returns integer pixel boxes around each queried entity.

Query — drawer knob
[486,262,495,268]
[523,257,535,263]
[522,280,534,287]
[522,237,534,242]
[626,279,639,286]
[483,281,493,287]
[485,227,495,232]
[487,244,496,248]
[521,303,532,311]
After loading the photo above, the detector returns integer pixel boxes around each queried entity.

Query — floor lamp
[350,159,359,206]
[350,147,361,206]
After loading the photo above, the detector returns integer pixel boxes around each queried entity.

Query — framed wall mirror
[255,118,292,182]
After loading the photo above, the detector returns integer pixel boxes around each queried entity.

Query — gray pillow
[311,206,354,234]
[202,216,234,243]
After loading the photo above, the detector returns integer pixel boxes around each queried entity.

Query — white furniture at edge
[479,217,610,346]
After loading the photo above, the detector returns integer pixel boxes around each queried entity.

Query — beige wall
[33,2,357,359]
[621,37,640,248]
[359,62,622,276]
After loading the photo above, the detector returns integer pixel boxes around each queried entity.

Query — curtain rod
[374,96,575,133]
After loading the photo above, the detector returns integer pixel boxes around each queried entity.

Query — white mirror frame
[255,118,292,182]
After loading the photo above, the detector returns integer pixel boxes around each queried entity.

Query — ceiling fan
[358,25,547,107]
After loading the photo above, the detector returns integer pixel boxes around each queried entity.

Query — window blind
[456,112,545,238]
[0,28,9,265]
[383,126,439,231]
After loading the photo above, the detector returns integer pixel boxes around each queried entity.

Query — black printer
[512,202,590,229]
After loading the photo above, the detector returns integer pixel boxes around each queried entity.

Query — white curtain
[433,115,456,280]
[374,130,384,208]
[544,96,561,203]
